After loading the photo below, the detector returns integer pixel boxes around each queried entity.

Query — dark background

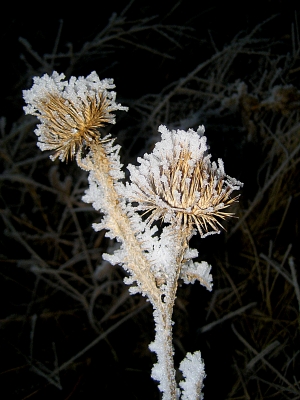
[1,1,300,399]
[1,0,298,122]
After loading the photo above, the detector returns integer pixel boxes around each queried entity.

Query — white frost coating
[23,71,127,117]
[199,230,220,239]
[149,225,180,278]
[180,261,213,291]
[156,124,208,163]
[184,247,199,260]
[149,308,176,400]
[179,351,206,400]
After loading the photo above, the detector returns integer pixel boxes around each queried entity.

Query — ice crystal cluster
[23,71,243,400]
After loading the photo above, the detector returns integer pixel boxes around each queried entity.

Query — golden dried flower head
[23,71,128,161]
[126,125,243,237]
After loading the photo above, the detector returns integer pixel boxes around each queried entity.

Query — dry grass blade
[232,324,300,396]
[199,302,256,333]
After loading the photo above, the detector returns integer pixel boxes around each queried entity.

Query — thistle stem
[87,142,161,304]
[150,226,193,400]
[153,307,177,399]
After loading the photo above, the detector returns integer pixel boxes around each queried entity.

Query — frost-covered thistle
[23,71,128,162]
[127,125,242,237]
[23,71,243,400]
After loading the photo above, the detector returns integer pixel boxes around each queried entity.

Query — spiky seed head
[23,71,128,162]
[126,125,243,237]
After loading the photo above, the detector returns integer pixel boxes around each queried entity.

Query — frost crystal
[181,260,213,291]
[179,351,206,400]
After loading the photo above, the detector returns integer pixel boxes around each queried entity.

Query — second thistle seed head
[23,71,128,162]
[126,125,243,237]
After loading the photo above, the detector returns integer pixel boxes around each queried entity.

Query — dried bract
[127,125,243,237]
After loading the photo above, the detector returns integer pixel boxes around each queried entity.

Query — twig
[232,324,300,395]
[199,302,257,333]
[288,257,300,312]
[49,302,148,377]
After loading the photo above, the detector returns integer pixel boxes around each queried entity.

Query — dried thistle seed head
[23,71,128,162]
[126,125,243,237]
